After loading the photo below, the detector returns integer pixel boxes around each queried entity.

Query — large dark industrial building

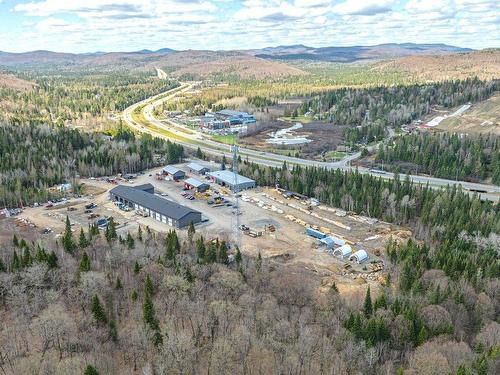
[109,184,201,228]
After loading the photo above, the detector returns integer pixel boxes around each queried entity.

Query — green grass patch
[325,151,348,160]
[212,134,237,144]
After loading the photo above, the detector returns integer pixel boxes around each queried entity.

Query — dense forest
[0,71,178,125]
[237,161,499,372]
[297,78,499,143]
[374,133,500,184]
[0,122,183,208]
[0,169,498,373]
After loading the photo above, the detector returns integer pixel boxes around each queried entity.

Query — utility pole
[230,144,241,251]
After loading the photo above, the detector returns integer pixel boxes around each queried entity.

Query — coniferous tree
[142,283,162,346]
[79,228,89,248]
[21,247,32,267]
[84,365,99,375]
[364,286,373,317]
[79,252,91,272]
[10,250,21,271]
[131,290,138,301]
[133,261,141,274]
[218,241,229,265]
[137,225,143,242]
[196,146,203,159]
[90,295,107,325]
[126,232,135,249]
[62,216,76,253]
[12,234,19,247]
[47,251,58,269]
[0,258,6,272]
[144,274,154,296]
[205,242,217,264]
[187,221,195,243]
[115,276,123,290]
[235,247,242,266]
[196,237,206,263]
[105,218,117,243]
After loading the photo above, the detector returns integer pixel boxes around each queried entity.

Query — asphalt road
[123,84,500,202]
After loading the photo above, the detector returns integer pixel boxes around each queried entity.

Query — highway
[123,84,500,202]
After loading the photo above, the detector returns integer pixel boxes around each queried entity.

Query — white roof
[350,249,368,263]
[334,244,352,256]
[207,170,255,186]
[187,162,209,172]
[185,177,208,188]
[163,165,184,175]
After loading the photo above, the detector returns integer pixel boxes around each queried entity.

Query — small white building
[333,244,352,258]
[349,249,368,264]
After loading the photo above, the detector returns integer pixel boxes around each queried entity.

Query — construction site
[2,148,413,292]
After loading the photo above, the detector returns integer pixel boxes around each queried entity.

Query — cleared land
[240,120,346,159]
[0,72,36,91]
[437,94,500,134]
[4,161,411,293]
[375,50,500,81]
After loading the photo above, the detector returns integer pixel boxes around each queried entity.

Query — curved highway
[123,83,500,202]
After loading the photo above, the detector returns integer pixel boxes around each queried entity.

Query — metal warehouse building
[184,177,210,193]
[187,162,210,175]
[163,165,185,180]
[207,170,255,192]
[109,184,201,228]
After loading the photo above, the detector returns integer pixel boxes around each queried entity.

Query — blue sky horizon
[0,0,498,53]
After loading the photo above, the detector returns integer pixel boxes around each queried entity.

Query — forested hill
[297,78,499,144]
[374,133,500,184]
[0,123,183,208]
[0,73,179,125]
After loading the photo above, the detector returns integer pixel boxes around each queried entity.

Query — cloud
[333,0,396,16]
[4,0,499,53]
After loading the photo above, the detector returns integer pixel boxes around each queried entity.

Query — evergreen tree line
[375,132,500,184]
[0,122,183,208]
[239,161,500,281]
[298,78,499,143]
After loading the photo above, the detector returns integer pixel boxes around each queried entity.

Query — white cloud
[4,0,499,52]
[333,0,397,15]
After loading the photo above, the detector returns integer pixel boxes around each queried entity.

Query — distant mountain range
[0,43,473,67]
[246,43,473,63]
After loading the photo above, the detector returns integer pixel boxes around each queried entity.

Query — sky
[0,0,498,53]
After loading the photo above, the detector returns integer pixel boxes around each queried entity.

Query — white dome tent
[333,244,352,258]
[349,249,368,264]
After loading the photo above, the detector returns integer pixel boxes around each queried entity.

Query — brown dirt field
[240,120,346,159]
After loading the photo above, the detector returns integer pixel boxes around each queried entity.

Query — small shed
[349,249,368,264]
[320,236,335,249]
[333,244,352,258]
[324,235,345,247]
[163,165,185,180]
[187,162,210,175]
[306,227,326,239]
[184,177,210,193]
